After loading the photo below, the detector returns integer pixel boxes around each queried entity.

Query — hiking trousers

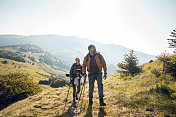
[88,73,104,100]
[72,78,80,101]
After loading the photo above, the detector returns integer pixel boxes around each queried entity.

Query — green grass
[0,58,50,82]
[0,54,176,117]
[0,44,69,78]
[0,73,42,110]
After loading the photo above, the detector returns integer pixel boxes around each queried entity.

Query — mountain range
[0,34,156,75]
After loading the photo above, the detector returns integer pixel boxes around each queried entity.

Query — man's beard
[91,50,96,54]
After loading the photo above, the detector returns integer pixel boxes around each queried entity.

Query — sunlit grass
[0,55,176,116]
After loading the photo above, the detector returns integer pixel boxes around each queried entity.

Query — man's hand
[70,78,73,80]
[103,74,107,80]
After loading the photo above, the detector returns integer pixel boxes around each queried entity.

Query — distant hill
[0,34,156,75]
[0,54,175,117]
[0,44,70,79]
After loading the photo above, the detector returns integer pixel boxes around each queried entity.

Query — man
[69,58,83,106]
[82,44,107,106]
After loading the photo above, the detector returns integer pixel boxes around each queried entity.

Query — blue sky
[0,0,176,55]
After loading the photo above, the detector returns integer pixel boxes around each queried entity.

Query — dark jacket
[69,63,83,79]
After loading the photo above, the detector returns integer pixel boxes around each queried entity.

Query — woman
[69,58,83,106]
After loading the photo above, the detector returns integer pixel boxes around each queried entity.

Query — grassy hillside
[0,73,41,110]
[0,54,175,116]
[0,44,70,110]
[0,57,66,87]
[0,44,71,93]
[0,44,69,78]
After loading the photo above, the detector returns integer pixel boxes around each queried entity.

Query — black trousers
[72,78,81,102]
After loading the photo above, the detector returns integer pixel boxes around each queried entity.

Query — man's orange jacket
[82,53,107,75]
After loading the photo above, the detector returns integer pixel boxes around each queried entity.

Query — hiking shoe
[72,101,77,108]
[76,94,78,100]
[72,101,76,105]
[89,99,93,105]
[100,102,106,106]
[100,98,106,106]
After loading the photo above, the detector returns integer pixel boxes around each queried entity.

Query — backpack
[86,53,101,63]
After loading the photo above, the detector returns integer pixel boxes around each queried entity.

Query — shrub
[2,60,7,64]
[39,80,51,85]
[0,49,25,62]
[18,45,44,53]
[157,53,176,79]
[150,85,175,96]
[149,60,153,63]
[49,78,69,88]
[151,68,161,77]
[165,55,176,78]
[156,52,170,73]
[28,56,36,62]
[0,73,41,110]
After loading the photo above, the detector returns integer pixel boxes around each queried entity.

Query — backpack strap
[86,53,101,63]
[86,53,89,63]
[73,63,76,67]
[72,63,76,72]
[97,53,101,61]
